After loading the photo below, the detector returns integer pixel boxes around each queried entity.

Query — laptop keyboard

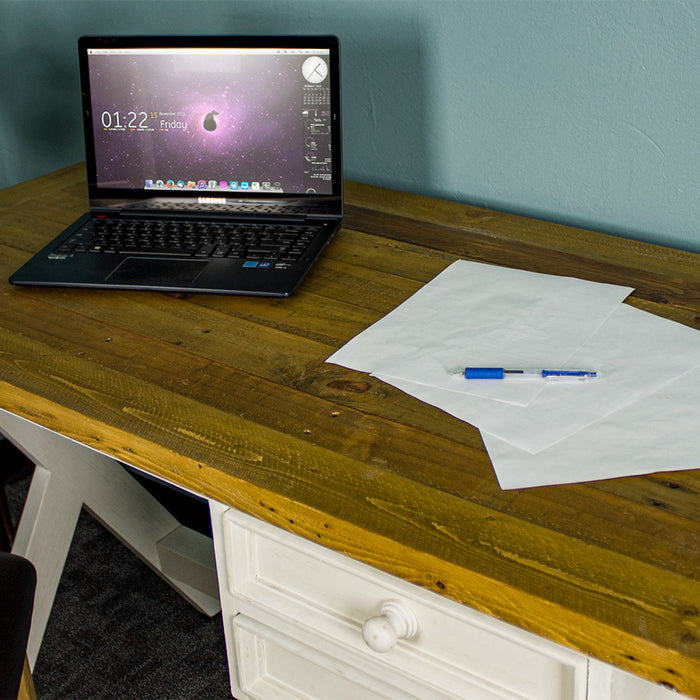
[56,218,324,263]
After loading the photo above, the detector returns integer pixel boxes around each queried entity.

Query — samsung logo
[197,197,227,204]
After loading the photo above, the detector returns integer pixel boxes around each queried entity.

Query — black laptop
[11,35,342,297]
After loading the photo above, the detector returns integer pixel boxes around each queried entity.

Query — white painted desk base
[210,505,688,700]
[0,408,687,699]
[0,408,219,667]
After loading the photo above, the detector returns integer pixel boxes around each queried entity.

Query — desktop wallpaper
[88,50,331,194]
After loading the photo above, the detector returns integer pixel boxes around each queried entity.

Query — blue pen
[456,368,598,381]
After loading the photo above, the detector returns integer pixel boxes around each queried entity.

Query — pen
[455,368,598,381]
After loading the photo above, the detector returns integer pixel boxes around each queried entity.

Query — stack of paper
[327,261,700,489]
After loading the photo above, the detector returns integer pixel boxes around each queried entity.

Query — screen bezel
[78,35,342,206]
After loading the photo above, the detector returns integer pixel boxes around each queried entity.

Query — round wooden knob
[362,600,418,653]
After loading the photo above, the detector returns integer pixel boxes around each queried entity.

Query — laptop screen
[80,36,340,201]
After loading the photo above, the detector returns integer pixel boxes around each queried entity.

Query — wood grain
[2,165,700,696]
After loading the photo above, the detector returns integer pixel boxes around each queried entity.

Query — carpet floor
[7,470,235,699]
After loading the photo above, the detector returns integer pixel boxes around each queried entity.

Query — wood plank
[1,287,699,588]
[345,181,700,281]
[0,163,85,208]
[2,252,700,581]
[343,184,700,313]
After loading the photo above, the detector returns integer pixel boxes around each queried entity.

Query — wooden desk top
[2,164,700,696]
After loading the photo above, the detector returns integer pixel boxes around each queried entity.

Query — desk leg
[10,461,82,668]
[0,409,220,667]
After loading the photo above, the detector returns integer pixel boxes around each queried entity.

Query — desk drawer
[233,613,433,699]
[222,509,587,700]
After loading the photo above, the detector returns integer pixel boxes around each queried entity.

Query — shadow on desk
[123,464,213,538]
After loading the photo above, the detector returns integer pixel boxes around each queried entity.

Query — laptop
[10,35,342,297]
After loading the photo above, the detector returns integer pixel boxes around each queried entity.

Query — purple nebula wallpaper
[88,50,332,194]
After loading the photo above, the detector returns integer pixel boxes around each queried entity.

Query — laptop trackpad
[107,257,208,286]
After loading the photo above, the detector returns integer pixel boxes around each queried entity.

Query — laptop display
[11,35,342,297]
[89,43,335,197]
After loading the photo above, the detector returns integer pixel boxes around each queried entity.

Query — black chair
[0,436,34,552]
[0,552,36,699]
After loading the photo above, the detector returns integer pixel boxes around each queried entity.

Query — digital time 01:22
[100,111,159,130]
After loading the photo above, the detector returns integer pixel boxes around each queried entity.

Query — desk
[1,164,700,698]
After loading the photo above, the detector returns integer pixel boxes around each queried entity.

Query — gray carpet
[7,469,234,699]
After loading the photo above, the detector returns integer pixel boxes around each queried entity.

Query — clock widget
[302,56,328,84]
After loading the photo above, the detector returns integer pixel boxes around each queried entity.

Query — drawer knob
[362,600,418,653]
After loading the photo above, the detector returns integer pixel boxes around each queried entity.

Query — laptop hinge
[118,209,310,223]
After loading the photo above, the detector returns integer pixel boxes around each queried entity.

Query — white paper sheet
[481,367,700,489]
[379,369,700,488]
[328,260,634,407]
[327,259,700,488]
[379,304,700,453]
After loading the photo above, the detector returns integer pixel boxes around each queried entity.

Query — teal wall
[1,0,698,252]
